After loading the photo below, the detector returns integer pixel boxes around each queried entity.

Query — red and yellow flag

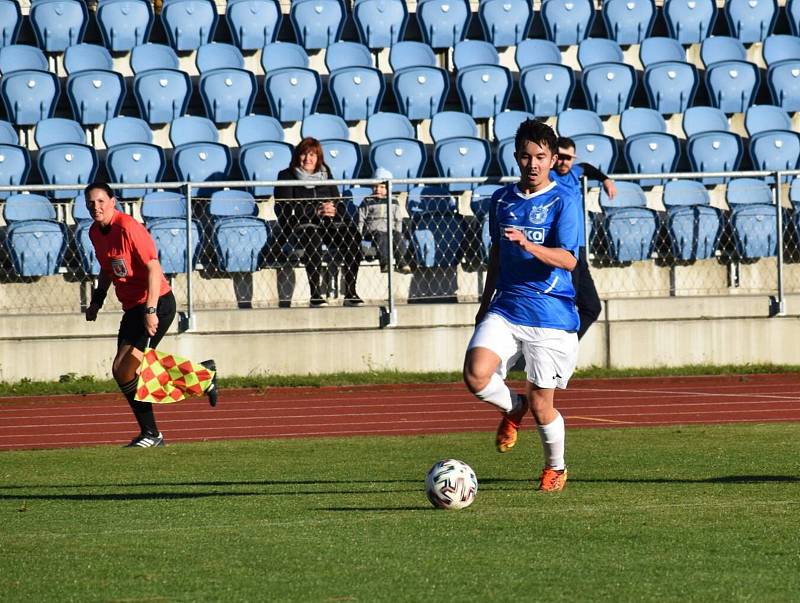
[135,348,215,404]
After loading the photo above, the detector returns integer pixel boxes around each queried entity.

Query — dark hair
[290,137,332,175]
[557,137,576,151]
[84,182,116,200]
[514,119,558,155]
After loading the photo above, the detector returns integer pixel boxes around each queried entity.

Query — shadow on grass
[571,475,800,484]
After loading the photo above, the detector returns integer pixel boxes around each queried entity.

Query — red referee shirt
[89,210,171,311]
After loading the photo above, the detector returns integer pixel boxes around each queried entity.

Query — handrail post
[184,182,195,330]
[385,177,397,327]
[773,171,786,317]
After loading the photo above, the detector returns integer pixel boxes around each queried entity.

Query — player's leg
[574,247,601,340]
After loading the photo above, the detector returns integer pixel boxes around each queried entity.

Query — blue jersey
[487,182,580,331]
[550,165,586,242]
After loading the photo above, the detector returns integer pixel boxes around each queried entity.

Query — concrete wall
[2,294,798,382]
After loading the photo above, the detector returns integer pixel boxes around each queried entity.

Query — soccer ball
[425,459,478,510]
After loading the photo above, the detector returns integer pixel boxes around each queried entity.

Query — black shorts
[117,291,176,352]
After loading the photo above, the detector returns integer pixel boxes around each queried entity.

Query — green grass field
[2,424,799,602]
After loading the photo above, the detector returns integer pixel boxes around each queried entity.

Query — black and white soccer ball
[425,459,478,510]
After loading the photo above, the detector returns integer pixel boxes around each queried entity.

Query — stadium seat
[433,136,491,192]
[366,112,415,143]
[263,67,321,122]
[519,63,575,117]
[2,193,68,276]
[0,45,48,75]
[66,68,126,126]
[789,0,800,37]
[469,183,502,261]
[662,180,723,260]
[103,115,154,147]
[705,60,760,114]
[602,0,656,45]
[0,143,30,198]
[132,68,192,125]
[367,138,426,191]
[623,131,680,186]
[581,63,636,116]
[196,45,257,123]
[540,0,595,46]
[416,0,470,49]
[493,110,535,142]
[261,42,310,72]
[301,113,349,141]
[557,109,604,137]
[577,38,624,70]
[392,65,449,120]
[749,130,800,173]
[30,0,87,52]
[160,0,218,50]
[169,116,232,195]
[389,41,438,71]
[0,0,21,47]
[64,44,113,74]
[37,142,98,198]
[453,41,512,118]
[142,192,202,273]
[196,42,246,72]
[325,41,373,71]
[236,114,284,145]
[478,0,533,47]
[620,107,667,138]
[725,0,777,44]
[682,106,731,137]
[131,43,180,73]
[596,181,659,262]
[643,60,699,114]
[207,189,270,272]
[328,64,385,121]
[105,142,166,199]
[226,0,281,50]
[238,139,293,195]
[353,0,408,49]
[406,185,465,267]
[342,185,372,218]
[34,117,85,148]
[700,36,747,68]
[762,35,800,67]
[96,0,154,52]
[726,178,777,259]
[0,70,60,126]
[290,0,345,49]
[496,137,518,177]
[0,119,17,144]
[515,39,562,70]
[453,40,501,70]
[320,137,362,180]
[789,177,800,244]
[571,133,619,176]
[639,37,686,67]
[430,111,478,143]
[664,0,717,44]
[767,60,800,112]
[686,130,743,184]
[744,104,792,136]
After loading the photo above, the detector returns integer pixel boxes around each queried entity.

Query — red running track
[2,374,800,450]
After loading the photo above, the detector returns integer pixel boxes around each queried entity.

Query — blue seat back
[515,39,561,70]
[620,107,667,138]
[209,189,258,217]
[682,105,730,137]
[4,193,55,222]
[407,184,457,215]
[64,43,113,74]
[196,43,244,72]
[161,0,218,51]
[170,115,218,146]
[290,0,344,49]
[730,204,777,258]
[0,45,48,74]
[0,119,15,144]
[582,63,636,116]
[0,143,29,197]
[261,42,309,71]
[664,0,717,44]
[453,40,500,70]
[5,219,67,276]
[238,140,293,195]
[35,118,85,148]
[105,142,165,198]
[663,180,711,207]
[416,0,470,49]
[666,204,722,260]
[430,111,477,143]
[624,132,680,185]
[263,67,321,122]
[766,60,800,112]
[66,70,125,125]
[199,67,257,123]
[456,64,512,118]
[133,68,191,124]
[409,213,465,267]
[433,137,491,192]
[600,180,647,209]
[302,113,349,141]
[557,109,604,136]
[30,0,87,52]
[541,0,595,46]
[478,0,532,47]
[639,37,686,67]
[762,34,800,66]
[368,138,426,191]
[96,0,154,51]
[320,138,362,180]
[726,178,772,206]
[602,206,658,262]
[392,66,449,120]
[342,185,372,217]
[325,41,373,71]
[686,131,743,184]
[705,60,760,114]
[643,61,699,114]
[328,66,385,120]
[494,111,535,142]
[103,116,153,147]
[749,131,800,171]
[790,0,800,36]
[744,104,791,136]
[141,190,186,220]
[74,222,100,275]
[366,112,415,143]
[578,38,624,70]
[172,142,232,194]
[725,0,777,43]
[353,0,408,49]
[226,0,281,50]
[0,0,21,47]
[0,70,60,125]
[211,216,269,272]
[236,114,284,145]
[130,43,179,73]
[37,143,98,198]
[147,217,202,273]
[470,184,501,220]
[497,138,518,177]
[572,134,618,176]
[603,0,655,45]
[701,36,747,68]
[389,41,437,70]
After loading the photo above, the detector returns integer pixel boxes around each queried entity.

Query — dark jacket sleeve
[579,162,609,182]
[274,168,296,227]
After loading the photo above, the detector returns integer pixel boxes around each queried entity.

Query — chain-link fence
[1,171,799,321]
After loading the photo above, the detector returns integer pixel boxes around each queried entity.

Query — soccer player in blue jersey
[463,120,581,492]
[551,136,617,339]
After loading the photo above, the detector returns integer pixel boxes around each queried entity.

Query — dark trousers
[296,222,362,298]
[370,230,410,269]
[571,247,602,340]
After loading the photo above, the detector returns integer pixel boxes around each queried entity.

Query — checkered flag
[135,348,216,404]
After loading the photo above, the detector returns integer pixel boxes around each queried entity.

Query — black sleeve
[273,170,294,224]
[579,162,609,182]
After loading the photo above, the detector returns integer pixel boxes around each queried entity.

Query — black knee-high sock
[119,377,159,436]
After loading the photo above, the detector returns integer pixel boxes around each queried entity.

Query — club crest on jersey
[529,204,551,225]
[111,257,128,278]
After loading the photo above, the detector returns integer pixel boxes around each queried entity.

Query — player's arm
[143,258,164,337]
[475,243,499,324]
[580,162,617,199]
[85,270,112,321]
[503,229,577,271]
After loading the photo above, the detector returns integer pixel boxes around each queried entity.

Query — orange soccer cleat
[538,467,568,492]
[495,394,528,453]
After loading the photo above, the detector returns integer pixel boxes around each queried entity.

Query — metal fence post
[773,171,786,316]
[184,182,195,330]
[385,178,398,327]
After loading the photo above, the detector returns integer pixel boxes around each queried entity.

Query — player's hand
[85,303,100,321]
[504,227,528,249]
[145,313,158,337]
[603,179,617,199]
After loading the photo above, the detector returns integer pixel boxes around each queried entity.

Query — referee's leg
[572,247,601,340]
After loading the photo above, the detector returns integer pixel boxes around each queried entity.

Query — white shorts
[467,312,578,389]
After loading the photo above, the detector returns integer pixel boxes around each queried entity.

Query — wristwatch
[144,306,157,314]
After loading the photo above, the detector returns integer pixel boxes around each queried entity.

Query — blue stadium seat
[478,0,533,47]
[238,140,293,195]
[66,69,126,126]
[725,0,777,44]
[353,0,408,49]
[453,41,512,118]
[0,0,22,47]
[767,60,800,112]
[103,115,153,147]
[571,134,618,176]
[596,181,659,262]
[705,60,760,114]
[664,0,716,44]
[325,41,373,71]
[577,38,624,70]
[132,68,192,125]
[34,117,85,148]
[37,142,98,198]
[700,36,747,68]
[226,0,281,50]
[64,43,113,74]
[430,111,477,143]
[469,183,502,261]
[141,190,187,219]
[519,64,575,117]
[0,70,60,126]
[749,130,800,173]
[744,104,791,136]
[30,0,87,52]
[368,138,426,191]
[130,43,180,73]
[144,222,202,273]
[301,113,349,140]
[105,142,166,199]
[682,106,730,137]
[453,40,501,70]
[320,137,362,180]
[0,45,48,75]
[261,42,309,72]
[406,185,464,267]
[392,65,449,120]
[540,0,595,46]
[197,61,257,123]
[366,112,415,143]
[762,35,800,67]
[496,137,517,177]
[515,39,562,70]
[0,119,17,144]
[328,64,385,120]
[643,60,699,114]
[96,0,154,52]
[74,221,100,275]
[161,0,218,51]
[602,0,655,45]
[263,67,321,122]
[581,63,636,116]
[639,37,686,67]
[0,143,30,198]
[620,107,666,138]
[290,0,344,49]
[389,41,437,70]
[726,178,777,259]
[686,130,743,184]
[557,109,604,137]
[169,116,232,195]
[236,114,284,145]
[2,193,68,276]
[494,110,534,142]
[207,189,270,272]
[196,42,246,72]
[789,0,800,36]
[416,0,471,49]
[662,180,723,261]
[789,177,800,244]
[623,131,680,186]
[342,185,372,218]
[433,136,491,192]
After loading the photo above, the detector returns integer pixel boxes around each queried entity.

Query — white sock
[537,412,566,471]
[474,373,513,413]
